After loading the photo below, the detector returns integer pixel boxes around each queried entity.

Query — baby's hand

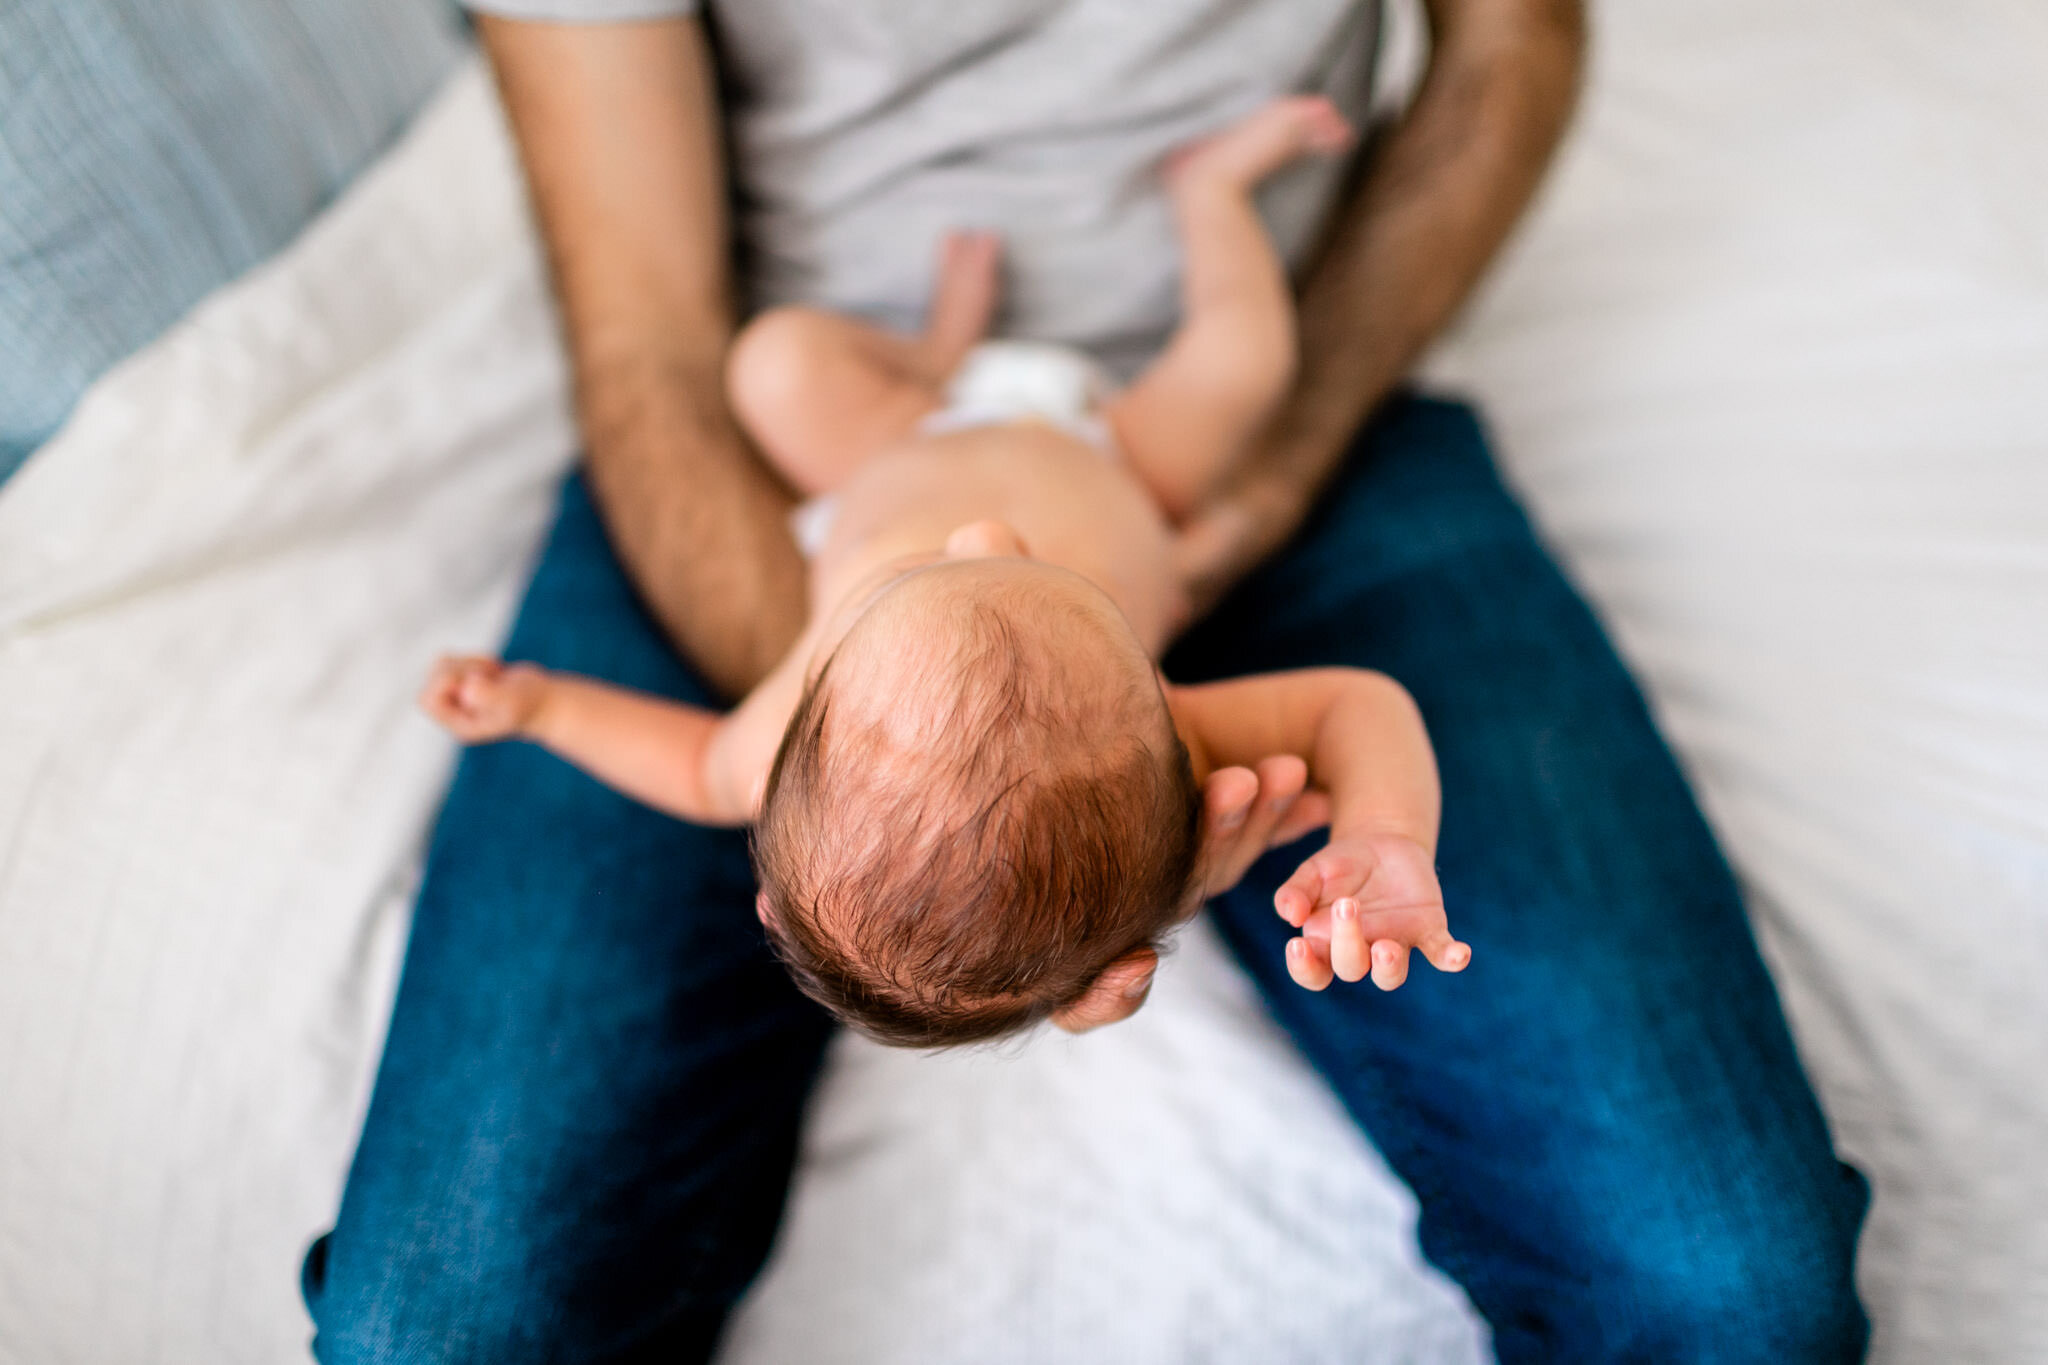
[1274,832,1470,992]
[419,656,548,743]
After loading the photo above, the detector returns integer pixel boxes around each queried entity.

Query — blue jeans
[304,395,1869,1362]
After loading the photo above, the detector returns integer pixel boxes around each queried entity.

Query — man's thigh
[1171,396,1870,1363]
[303,475,834,1365]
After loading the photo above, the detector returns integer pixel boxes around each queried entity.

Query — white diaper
[791,341,1119,557]
[920,340,1118,454]
[790,494,842,559]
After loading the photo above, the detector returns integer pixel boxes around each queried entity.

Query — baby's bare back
[809,421,1184,655]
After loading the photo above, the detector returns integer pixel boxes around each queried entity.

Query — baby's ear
[1050,948,1159,1035]
[755,891,775,928]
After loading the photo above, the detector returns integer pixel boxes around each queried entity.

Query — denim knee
[303,1224,549,1365]
[303,1224,733,1365]
[1596,1184,1870,1363]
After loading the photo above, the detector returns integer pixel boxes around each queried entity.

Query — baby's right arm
[1106,97,1354,522]
[1169,667,1470,991]
[420,645,810,827]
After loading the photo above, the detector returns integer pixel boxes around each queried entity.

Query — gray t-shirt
[469,0,1380,378]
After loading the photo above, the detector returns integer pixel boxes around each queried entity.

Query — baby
[424,97,1470,1046]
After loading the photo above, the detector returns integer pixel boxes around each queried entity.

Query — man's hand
[1189,754,1333,905]
[1055,754,1329,1038]
[1172,471,1309,623]
[420,657,551,743]
[1172,0,1586,620]
[1275,830,1470,992]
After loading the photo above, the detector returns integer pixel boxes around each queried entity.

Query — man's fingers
[1370,940,1410,991]
[1193,766,1260,897]
[1254,754,1308,804]
[1199,761,1309,897]
[1171,476,1301,623]
[1286,936,1334,991]
[1204,766,1260,830]
[1233,754,1306,865]
[1050,948,1157,1034]
[1198,759,1335,905]
[1270,789,1331,846]
[1328,898,1369,982]
[1171,501,1258,619]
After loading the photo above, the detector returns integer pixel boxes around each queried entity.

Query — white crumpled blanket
[3,2,2044,1361]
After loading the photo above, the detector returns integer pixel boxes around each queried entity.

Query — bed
[2,2,2043,1361]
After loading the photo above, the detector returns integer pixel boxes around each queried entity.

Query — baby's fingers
[1369,939,1410,991]
[1419,928,1473,974]
[1285,936,1334,991]
[1274,860,1324,929]
[419,662,471,718]
[425,654,491,695]
[1328,898,1370,983]
[456,670,502,712]
[418,671,452,713]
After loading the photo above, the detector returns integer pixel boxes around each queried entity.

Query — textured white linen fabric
[4,1,2048,1361]
[0,66,577,1364]
[719,917,1487,1365]
[1420,3,2048,1358]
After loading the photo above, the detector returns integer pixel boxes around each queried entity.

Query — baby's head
[752,529,1199,1047]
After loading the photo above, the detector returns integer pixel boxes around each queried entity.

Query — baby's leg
[1106,97,1353,521]
[728,232,1000,497]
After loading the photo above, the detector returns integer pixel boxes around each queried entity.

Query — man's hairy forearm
[481,16,807,699]
[1182,0,1585,607]
[1282,0,1583,462]
[575,354,809,698]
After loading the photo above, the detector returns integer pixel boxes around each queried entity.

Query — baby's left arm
[420,658,755,824]
[1168,668,1470,991]
[420,638,818,826]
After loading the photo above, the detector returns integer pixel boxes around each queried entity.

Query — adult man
[303,1,1871,1359]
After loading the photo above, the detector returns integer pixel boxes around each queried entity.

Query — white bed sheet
[2,2,2044,1361]
[0,69,576,1363]
[1423,5,2048,1358]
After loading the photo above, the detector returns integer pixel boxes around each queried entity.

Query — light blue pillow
[0,0,468,483]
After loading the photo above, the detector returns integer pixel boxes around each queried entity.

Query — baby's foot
[1166,95,1355,193]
